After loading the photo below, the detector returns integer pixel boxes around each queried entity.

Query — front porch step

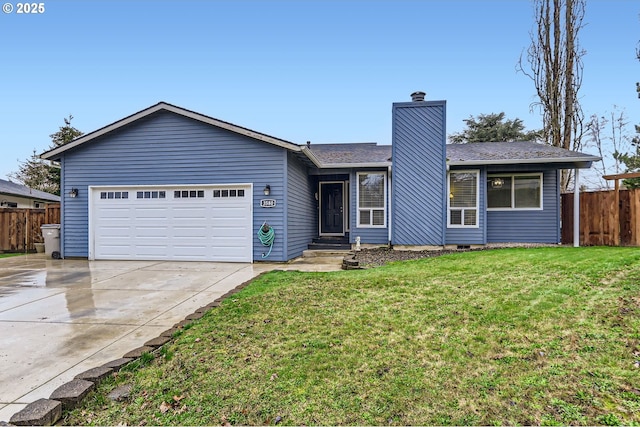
[308,242,352,250]
[302,249,353,258]
[309,236,351,251]
[312,236,349,244]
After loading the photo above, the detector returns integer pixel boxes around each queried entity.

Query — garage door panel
[213,227,250,238]
[135,227,169,238]
[172,226,210,240]
[92,185,252,262]
[97,244,134,258]
[99,226,133,237]
[134,209,169,221]
[135,245,170,256]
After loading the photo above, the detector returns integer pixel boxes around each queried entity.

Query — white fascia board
[42,102,301,160]
[300,147,323,168]
[448,157,600,167]
[325,162,392,168]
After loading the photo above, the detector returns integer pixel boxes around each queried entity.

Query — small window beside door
[357,172,386,227]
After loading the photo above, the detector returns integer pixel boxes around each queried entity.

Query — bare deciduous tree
[518,0,586,191]
[585,108,631,189]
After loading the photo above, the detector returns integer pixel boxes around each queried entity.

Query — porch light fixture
[491,178,504,189]
[69,188,79,198]
[263,185,271,196]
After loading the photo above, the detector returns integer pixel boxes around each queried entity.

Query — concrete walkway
[0,254,343,422]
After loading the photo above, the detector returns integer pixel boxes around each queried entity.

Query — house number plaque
[260,199,276,208]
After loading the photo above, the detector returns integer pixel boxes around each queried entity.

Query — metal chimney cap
[410,91,426,102]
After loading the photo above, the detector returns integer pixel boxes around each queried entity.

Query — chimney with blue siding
[391,92,447,246]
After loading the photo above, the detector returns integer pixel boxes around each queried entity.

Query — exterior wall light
[70,188,79,198]
[263,185,271,196]
[491,178,504,189]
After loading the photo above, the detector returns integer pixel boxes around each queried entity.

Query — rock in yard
[108,384,133,402]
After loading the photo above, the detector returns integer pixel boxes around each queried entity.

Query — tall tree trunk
[518,0,586,191]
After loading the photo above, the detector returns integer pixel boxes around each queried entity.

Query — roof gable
[41,102,301,160]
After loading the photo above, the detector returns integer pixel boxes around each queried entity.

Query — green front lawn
[0,253,23,259]
[66,247,640,426]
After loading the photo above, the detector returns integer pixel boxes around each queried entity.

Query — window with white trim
[357,172,386,227]
[487,173,542,210]
[448,170,479,227]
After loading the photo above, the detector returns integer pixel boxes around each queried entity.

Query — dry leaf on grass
[159,401,171,413]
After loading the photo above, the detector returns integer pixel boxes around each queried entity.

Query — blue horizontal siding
[61,111,290,261]
[486,168,560,243]
[286,152,316,259]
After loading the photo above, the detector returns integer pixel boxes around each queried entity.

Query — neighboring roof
[41,102,302,160]
[446,141,600,166]
[0,178,60,202]
[305,143,392,168]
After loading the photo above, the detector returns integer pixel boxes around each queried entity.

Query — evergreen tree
[449,112,543,144]
[9,115,82,196]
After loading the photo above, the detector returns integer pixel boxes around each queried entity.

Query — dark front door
[320,182,344,235]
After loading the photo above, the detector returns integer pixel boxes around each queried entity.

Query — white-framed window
[357,172,386,227]
[487,173,542,210]
[448,170,479,228]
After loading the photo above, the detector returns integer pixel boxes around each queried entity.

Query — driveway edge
[8,272,265,426]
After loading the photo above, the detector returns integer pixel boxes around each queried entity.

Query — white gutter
[299,146,323,168]
[447,157,600,167]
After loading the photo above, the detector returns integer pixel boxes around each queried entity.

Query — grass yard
[0,253,23,258]
[65,247,640,426]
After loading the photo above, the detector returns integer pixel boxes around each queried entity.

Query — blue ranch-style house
[41,92,599,262]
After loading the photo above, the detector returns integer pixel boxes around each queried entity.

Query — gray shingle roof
[0,178,60,202]
[307,143,392,166]
[446,141,599,164]
[307,141,599,167]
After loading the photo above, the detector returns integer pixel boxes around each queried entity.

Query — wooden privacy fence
[0,204,60,253]
[561,190,640,246]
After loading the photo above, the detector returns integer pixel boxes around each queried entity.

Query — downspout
[388,165,392,247]
[573,168,580,247]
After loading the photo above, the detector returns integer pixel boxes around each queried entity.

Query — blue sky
[1,0,638,182]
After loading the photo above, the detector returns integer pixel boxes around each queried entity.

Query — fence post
[25,209,29,253]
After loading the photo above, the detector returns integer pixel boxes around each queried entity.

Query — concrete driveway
[0,253,343,422]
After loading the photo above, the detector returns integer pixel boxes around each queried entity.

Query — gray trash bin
[41,224,61,259]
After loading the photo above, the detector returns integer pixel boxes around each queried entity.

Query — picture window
[487,174,542,210]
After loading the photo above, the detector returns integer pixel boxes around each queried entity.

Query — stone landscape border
[8,276,258,426]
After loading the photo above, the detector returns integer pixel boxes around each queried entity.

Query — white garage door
[90,185,253,262]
